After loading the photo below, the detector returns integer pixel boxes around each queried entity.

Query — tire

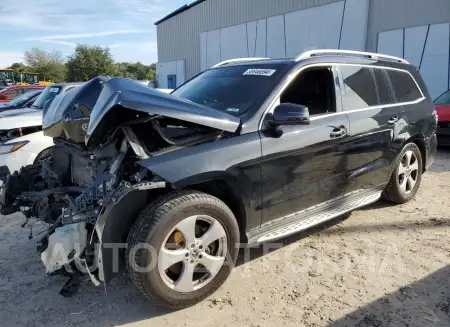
[34,147,53,163]
[126,190,240,309]
[382,143,423,204]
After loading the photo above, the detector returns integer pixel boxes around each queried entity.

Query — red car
[434,90,450,146]
[0,85,45,103]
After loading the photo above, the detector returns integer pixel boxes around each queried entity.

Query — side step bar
[247,189,382,244]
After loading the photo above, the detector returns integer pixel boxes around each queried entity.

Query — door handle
[388,116,399,125]
[330,127,346,138]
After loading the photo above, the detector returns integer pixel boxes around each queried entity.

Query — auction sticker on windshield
[243,69,276,77]
[49,88,59,93]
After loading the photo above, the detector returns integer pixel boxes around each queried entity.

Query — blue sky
[0,0,187,67]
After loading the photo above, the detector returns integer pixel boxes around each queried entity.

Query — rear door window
[386,70,422,103]
[340,66,378,110]
[373,69,394,105]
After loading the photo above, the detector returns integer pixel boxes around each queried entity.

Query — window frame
[279,65,339,117]
[336,64,425,112]
[260,63,344,129]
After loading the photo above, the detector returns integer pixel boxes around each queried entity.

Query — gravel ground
[1,149,449,327]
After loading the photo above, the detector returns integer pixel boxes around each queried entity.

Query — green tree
[66,45,115,82]
[23,48,66,82]
[113,62,156,80]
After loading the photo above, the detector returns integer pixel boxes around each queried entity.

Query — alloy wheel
[158,215,228,293]
[398,150,419,195]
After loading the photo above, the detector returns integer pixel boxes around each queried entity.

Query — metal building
[155,0,450,99]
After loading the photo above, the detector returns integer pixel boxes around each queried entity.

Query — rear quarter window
[386,70,422,103]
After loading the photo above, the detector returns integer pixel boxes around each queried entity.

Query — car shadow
[429,147,450,172]
[328,265,450,326]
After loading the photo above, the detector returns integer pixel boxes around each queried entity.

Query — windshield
[435,90,450,105]
[8,90,40,106]
[31,86,62,109]
[172,63,290,116]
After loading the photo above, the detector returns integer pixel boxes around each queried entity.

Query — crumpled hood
[0,109,42,129]
[42,76,241,147]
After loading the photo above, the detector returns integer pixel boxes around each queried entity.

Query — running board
[247,189,382,244]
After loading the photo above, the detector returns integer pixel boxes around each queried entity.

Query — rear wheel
[382,143,423,204]
[126,191,239,309]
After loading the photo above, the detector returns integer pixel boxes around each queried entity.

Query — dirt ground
[1,149,449,327]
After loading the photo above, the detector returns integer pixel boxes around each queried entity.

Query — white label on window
[49,87,59,93]
[243,69,276,77]
[226,108,240,113]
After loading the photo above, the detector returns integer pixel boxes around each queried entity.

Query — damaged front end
[0,76,240,293]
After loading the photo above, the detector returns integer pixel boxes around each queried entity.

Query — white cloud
[39,40,78,47]
[21,30,150,42]
[0,52,24,67]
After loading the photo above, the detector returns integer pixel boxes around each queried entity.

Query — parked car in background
[0,85,44,102]
[0,90,42,112]
[0,82,81,174]
[28,82,80,110]
[434,89,450,146]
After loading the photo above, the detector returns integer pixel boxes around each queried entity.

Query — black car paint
[69,56,437,283]
[137,132,263,230]
[136,57,436,237]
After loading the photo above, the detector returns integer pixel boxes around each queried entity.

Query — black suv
[0,50,437,309]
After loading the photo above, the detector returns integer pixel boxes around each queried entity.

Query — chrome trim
[258,63,425,129]
[211,57,270,68]
[296,49,409,64]
[247,189,382,244]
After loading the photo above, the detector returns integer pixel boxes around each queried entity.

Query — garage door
[378,23,450,100]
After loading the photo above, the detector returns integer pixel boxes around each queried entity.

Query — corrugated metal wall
[157,0,340,79]
[367,0,450,51]
[157,0,450,80]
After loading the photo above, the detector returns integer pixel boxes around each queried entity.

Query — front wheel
[126,191,239,309]
[382,143,423,204]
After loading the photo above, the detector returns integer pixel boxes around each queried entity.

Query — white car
[0,83,80,175]
[0,109,53,174]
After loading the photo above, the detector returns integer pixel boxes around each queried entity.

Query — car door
[259,64,350,224]
[339,65,402,194]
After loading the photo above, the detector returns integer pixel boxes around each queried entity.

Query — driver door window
[280,66,336,116]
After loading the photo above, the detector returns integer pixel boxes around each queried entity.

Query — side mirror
[269,103,310,126]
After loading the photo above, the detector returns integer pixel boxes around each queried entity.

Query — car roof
[48,82,81,89]
[0,85,44,93]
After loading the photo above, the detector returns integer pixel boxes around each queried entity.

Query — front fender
[137,133,262,188]
[94,190,150,283]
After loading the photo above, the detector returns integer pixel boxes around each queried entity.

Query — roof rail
[295,49,409,64]
[212,57,270,68]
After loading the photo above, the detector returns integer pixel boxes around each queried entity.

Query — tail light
[433,107,438,124]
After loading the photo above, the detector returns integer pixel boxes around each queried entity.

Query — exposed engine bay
[0,76,240,294]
